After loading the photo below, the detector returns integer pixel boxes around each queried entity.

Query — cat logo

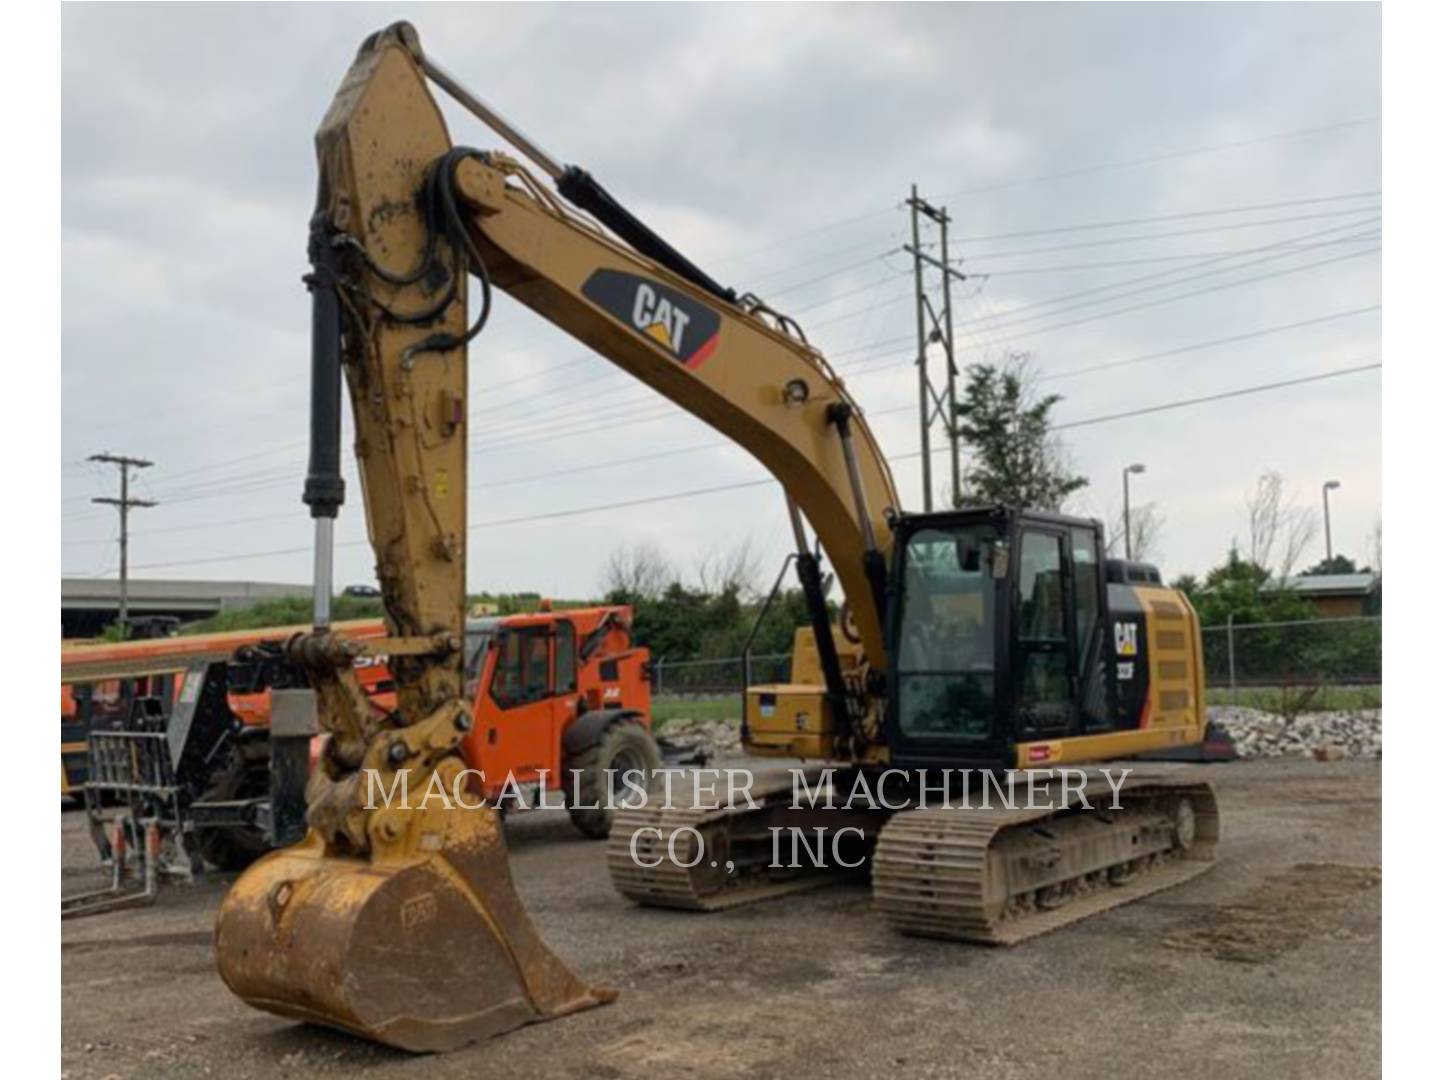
[581,268,721,369]
[632,282,690,352]
[1114,621,1140,657]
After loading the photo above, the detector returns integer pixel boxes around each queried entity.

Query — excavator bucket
[215,806,613,1052]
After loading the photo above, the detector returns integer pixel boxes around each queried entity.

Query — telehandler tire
[197,739,272,872]
[565,721,660,839]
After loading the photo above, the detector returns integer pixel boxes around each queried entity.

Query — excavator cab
[747,503,1201,771]
[886,507,1112,767]
[882,504,1205,770]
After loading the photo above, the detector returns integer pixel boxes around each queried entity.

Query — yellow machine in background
[215,23,1217,1052]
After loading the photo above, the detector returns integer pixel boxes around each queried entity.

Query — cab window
[522,632,549,700]
[554,621,577,694]
[1013,529,1074,734]
[491,627,552,708]
[1068,526,1101,665]
[893,523,1000,743]
[463,629,493,698]
[1017,531,1066,642]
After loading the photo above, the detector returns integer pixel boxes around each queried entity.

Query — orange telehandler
[62,603,685,917]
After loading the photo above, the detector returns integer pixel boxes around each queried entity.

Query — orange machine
[216,605,656,823]
[62,604,663,842]
[237,605,656,828]
[60,620,385,797]
[458,606,656,833]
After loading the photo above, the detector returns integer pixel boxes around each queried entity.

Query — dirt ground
[61,758,1381,1080]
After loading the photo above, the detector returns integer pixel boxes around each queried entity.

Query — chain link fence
[652,653,790,696]
[652,615,1382,711]
[1201,615,1380,709]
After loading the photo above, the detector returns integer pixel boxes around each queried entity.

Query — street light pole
[1123,463,1146,560]
[1323,479,1341,569]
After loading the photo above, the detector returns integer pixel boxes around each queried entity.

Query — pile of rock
[1208,705,1382,760]
[657,716,743,756]
[658,706,1383,762]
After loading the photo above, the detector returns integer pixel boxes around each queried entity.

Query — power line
[765,249,904,299]
[65,108,1379,472]
[81,362,1379,576]
[961,245,1378,352]
[1035,306,1379,383]
[1052,363,1380,430]
[63,180,1383,522]
[62,194,1378,511]
[969,234,1378,277]
[61,235,1378,527]
[952,190,1379,244]
[839,238,1380,373]
[71,250,1379,525]
[944,216,1382,337]
[697,116,1378,270]
[825,223,1370,368]
[959,206,1378,262]
[935,117,1379,202]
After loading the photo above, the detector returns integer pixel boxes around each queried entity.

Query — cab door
[481,625,556,786]
[549,620,579,761]
[1010,526,1080,739]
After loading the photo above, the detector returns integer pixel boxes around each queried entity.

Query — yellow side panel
[1139,587,1206,737]
[744,683,834,759]
[788,626,861,686]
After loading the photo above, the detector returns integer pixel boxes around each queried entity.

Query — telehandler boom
[216,23,1217,1052]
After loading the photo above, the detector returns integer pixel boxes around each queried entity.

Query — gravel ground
[61,757,1381,1080]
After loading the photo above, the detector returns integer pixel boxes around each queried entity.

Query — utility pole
[89,453,157,638]
[905,185,966,511]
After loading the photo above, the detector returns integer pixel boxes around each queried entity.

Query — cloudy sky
[61,2,1381,599]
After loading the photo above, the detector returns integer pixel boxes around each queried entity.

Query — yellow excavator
[215,23,1218,1052]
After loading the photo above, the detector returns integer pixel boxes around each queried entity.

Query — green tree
[1170,573,1201,599]
[954,358,1087,510]
[181,594,384,634]
[1189,546,1315,627]
[1300,554,1368,576]
[1190,547,1380,687]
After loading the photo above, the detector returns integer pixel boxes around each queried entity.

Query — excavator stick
[214,24,610,1051]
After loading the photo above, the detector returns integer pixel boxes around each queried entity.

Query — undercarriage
[608,766,1218,943]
